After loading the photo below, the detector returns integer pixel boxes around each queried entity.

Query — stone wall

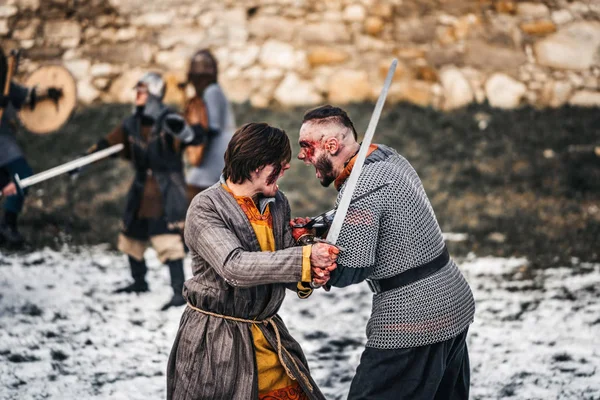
[1,0,599,109]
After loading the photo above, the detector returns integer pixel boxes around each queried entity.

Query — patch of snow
[442,232,469,242]
[0,248,599,399]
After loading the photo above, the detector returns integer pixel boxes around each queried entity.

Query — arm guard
[190,123,220,145]
[163,113,195,144]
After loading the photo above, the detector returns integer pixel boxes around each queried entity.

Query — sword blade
[295,181,393,229]
[19,144,124,189]
[325,59,397,245]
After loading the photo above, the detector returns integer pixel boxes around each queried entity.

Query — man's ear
[325,138,340,155]
[249,167,261,182]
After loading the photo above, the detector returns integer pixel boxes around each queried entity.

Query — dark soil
[6,102,600,268]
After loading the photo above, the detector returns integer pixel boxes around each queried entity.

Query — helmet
[136,72,165,100]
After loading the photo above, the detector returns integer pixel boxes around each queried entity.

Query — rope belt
[186,303,313,392]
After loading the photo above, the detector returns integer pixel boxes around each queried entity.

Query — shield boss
[19,64,77,135]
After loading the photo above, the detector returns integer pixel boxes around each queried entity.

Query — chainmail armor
[335,144,475,349]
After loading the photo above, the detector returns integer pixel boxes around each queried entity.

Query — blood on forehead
[299,137,325,158]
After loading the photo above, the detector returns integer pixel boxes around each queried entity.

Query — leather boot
[161,259,186,310]
[114,256,149,294]
[0,211,24,247]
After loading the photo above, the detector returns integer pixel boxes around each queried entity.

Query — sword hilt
[13,173,24,197]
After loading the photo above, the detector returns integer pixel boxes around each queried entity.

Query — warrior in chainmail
[83,72,200,310]
[293,105,475,399]
[183,49,236,201]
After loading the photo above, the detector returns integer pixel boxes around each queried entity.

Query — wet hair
[302,105,358,140]
[223,122,292,184]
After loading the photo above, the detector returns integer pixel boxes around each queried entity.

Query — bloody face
[298,124,336,187]
[253,162,290,198]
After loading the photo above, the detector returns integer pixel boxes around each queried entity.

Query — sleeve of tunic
[185,196,306,287]
[280,194,314,297]
[86,124,130,159]
[203,85,223,133]
[327,185,383,288]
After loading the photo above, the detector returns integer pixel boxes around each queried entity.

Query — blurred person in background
[82,72,201,310]
[0,46,63,247]
[182,49,236,202]
[167,122,337,400]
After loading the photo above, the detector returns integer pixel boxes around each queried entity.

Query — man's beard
[315,153,336,187]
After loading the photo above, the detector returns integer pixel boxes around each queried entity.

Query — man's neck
[225,179,259,201]
[335,142,361,176]
[344,142,361,164]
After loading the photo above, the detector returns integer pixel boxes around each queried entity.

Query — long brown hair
[223,122,291,184]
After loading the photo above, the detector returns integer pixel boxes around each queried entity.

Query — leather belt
[366,246,450,294]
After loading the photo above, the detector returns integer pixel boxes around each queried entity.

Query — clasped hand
[310,241,339,287]
[1,182,17,197]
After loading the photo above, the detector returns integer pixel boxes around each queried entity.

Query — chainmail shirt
[332,144,475,349]
[186,83,235,188]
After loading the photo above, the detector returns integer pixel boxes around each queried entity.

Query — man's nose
[297,151,305,160]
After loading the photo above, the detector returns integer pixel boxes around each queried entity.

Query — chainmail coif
[334,144,475,349]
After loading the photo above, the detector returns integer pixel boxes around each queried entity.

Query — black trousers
[348,329,470,400]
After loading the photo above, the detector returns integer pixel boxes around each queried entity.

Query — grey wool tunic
[166,184,325,400]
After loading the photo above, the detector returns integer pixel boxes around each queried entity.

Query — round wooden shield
[19,64,77,135]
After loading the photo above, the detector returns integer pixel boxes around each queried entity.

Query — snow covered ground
[1,246,599,399]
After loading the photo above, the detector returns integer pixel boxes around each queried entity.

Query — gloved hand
[164,114,185,133]
[290,217,316,245]
[163,114,194,143]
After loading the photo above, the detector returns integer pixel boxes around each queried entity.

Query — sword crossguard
[13,174,24,197]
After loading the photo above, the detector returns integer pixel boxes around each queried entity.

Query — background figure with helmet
[0,46,63,247]
[82,72,200,310]
[181,49,236,201]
